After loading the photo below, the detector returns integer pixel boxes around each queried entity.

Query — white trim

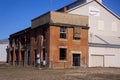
[73,40,81,42]
[59,60,67,62]
[91,54,115,56]
[59,46,67,48]
[59,39,67,41]
[71,51,82,54]
[104,54,115,56]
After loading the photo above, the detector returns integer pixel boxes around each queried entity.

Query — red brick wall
[8,25,88,68]
[49,26,88,68]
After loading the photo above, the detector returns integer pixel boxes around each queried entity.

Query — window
[73,27,81,40]
[60,26,67,39]
[60,48,67,60]
[98,20,104,30]
[112,22,117,32]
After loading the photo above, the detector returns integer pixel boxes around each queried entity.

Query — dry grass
[0,63,120,80]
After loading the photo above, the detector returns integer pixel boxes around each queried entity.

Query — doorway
[72,54,80,66]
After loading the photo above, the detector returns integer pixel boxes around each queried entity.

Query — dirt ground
[0,63,120,80]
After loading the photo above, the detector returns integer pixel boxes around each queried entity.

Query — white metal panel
[104,55,115,67]
[104,54,120,67]
[91,55,104,67]
[89,47,120,67]
[114,53,120,67]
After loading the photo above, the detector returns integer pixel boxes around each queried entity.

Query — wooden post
[18,37,22,65]
[30,30,35,66]
[13,41,16,65]
[8,40,11,64]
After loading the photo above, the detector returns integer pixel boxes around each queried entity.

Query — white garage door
[91,55,104,67]
[104,55,115,67]
[105,54,120,67]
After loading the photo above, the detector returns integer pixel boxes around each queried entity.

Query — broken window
[60,26,67,39]
[73,26,81,40]
[59,48,67,60]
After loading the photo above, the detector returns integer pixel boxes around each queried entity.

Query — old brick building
[8,11,89,68]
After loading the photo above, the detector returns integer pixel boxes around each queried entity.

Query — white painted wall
[89,47,120,67]
[67,1,120,67]
[68,1,120,39]
[91,55,104,67]
[0,44,8,62]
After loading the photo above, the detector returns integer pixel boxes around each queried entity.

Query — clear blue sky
[0,0,120,39]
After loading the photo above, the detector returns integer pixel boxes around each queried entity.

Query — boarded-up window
[112,22,117,32]
[98,20,104,30]
[74,27,81,40]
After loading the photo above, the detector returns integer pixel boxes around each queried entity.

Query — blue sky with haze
[0,0,120,39]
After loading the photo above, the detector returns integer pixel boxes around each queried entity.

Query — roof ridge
[67,0,120,20]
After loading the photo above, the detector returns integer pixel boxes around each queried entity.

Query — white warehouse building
[63,0,120,67]
[0,39,9,62]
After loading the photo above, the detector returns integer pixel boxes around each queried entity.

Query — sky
[0,0,120,39]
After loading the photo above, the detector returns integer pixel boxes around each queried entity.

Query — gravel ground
[0,63,120,80]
